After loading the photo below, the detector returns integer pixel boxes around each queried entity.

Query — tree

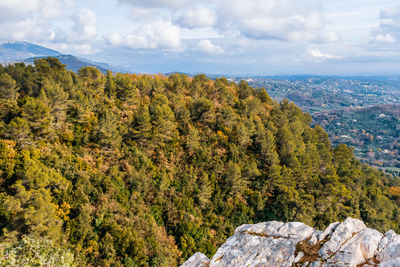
[21,97,53,140]
[190,98,215,125]
[149,94,177,145]
[2,118,31,147]
[197,172,212,209]
[0,234,75,266]
[225,161,247,198]
[2,151,70,242]
[0,73,19,101]
[131,104,152,147]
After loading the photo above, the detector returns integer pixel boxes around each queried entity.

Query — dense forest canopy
[0,58,399,266]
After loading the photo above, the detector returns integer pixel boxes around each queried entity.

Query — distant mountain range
[0,41,127,73]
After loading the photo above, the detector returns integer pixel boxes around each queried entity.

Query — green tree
[0,234,75,266]
[0,73,19,101]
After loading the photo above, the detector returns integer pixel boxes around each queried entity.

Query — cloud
[0,18,54,41]
[106,20,182,50]
[0,0,67,42]
[313,30,341,43]
[216,0,325,41]
[176,7,216,28]
[129,7,157,20]
[42,0,64,18]
[371,6,400,44]
[73,9,97,42]
[306,47,341,62]
[380,6,400,19]
[0,0,64,21]
[117,0,194,9]
[116,0,336,44]
[72,44,101,55]
[0,0,41,21]
[197,39,224,54]
[375,33,396,43]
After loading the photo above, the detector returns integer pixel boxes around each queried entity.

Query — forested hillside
[0,58,400,266]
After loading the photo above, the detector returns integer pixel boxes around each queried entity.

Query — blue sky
[1,0,400,75]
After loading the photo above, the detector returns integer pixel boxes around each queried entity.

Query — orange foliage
[390,186,400,197]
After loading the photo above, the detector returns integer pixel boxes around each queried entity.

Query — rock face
[181,217,400,267]
[180,252,210,267]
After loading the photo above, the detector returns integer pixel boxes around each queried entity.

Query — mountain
[182,217,400,266]
[0,41,127,73]
[23,54,110,73]
[0,41,61,62]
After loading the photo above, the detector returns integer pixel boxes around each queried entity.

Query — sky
[1,0,400,75]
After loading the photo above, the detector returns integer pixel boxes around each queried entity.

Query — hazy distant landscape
[231,77,400,175]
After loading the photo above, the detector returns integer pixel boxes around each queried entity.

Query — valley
[229,77,400,175]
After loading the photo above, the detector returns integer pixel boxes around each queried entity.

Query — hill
[0,58,400,266]
[22,54,110,73]
[0,41,125,73]
[0,41,61,62]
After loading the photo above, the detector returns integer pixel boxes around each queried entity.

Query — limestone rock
[208,221,314,267]
[318,217,367,259]
[181,217,400,267]
[180,252,210,267]
[376,230,400,264]
[324,228,382,266]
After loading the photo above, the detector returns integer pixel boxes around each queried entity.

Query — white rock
[379,257,400,267]
[377,230,398,253]
[325,228,382,266]
[209,221,313,267]
[277,222,315,240]
[317,222,340,243]
[181,218,400,267]
[294,251,304,262]
[180,252,210,267]
[319,218,367,259]
[209,232,297,266]
[376,230,400,264]
[235,221,284,237]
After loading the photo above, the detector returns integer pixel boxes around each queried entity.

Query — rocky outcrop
[181,218,400,267]
[180,252,210,267]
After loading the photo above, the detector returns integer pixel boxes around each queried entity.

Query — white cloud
[375,33,396,43]
[176,7,216,28]
[116,0,337,44]
[72,44,101,55]
[0,0,41,21]
[313,30,341,43]
[117,0,194,9]
[197,39,224,54]
[129,7,157,20]
[106,20,182,50]
[42,0,64,18]
[0,18,54,41]
[0,0,65,21]
[0,0,66,42]
[216,0,325,42]
[73,9,97,41]
[371,6,400,44]
[306,47,341,61]
[380,6,400,19]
